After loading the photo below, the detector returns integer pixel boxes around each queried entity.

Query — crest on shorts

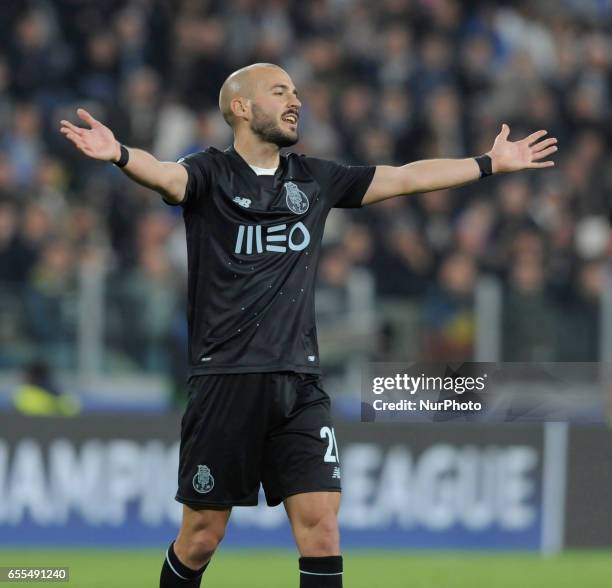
[284,182,309,214]
[193,465,215,494]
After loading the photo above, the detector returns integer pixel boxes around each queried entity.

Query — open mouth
[281,112,299,126]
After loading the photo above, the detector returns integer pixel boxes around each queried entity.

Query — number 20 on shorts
[320,426,340,463]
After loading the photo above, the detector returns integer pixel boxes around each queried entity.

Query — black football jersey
[166,146,375,375]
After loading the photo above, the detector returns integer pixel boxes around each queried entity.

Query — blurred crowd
[0,0,611,378]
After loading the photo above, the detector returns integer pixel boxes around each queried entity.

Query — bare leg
[160,504,230,587]
[285,492,343,587]
[174,504,231,568]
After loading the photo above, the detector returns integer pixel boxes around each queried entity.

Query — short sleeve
[306,158,375,209]
[164,151,212,210]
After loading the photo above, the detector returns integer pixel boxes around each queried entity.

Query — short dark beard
[250,103,298,148]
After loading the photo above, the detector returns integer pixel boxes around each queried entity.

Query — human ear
[231,97,250,121]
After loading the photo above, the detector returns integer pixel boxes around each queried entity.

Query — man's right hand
[60,108,121,162]
[59,107,188,204]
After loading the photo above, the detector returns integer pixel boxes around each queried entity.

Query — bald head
[219,63,286,127]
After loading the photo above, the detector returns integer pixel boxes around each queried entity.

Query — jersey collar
[225,145,287,181]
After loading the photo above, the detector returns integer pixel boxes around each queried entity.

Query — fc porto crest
[193,465,215,494]
[284,181,309,214]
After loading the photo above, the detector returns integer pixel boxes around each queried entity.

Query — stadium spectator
[422,253,477,361]
[502,255,556,361]
[13,359,80,416]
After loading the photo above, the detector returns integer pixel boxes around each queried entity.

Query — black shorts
[175,372,342,508]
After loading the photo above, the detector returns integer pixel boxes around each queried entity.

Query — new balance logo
[233,196,251,208]
[234,222,311,255]
[332,467,341,479]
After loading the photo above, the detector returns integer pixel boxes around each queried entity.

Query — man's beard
[250,104,298,148]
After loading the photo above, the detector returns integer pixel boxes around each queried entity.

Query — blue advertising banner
[0,417,550,550]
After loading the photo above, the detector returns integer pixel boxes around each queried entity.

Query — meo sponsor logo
[234,222,310,255]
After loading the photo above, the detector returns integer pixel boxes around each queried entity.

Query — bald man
[60,63,558,587]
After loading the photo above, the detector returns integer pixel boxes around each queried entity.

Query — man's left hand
[488,124,558,173]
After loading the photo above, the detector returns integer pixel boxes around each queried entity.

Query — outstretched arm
[361,124,558,206]
[60,109,188,204]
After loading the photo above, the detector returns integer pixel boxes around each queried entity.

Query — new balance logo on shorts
[332,467,341,479]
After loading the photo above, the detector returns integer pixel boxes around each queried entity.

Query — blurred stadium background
[1,0,611,586]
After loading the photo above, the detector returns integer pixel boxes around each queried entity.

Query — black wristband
[474,154,493,178]
[112,144,129,168]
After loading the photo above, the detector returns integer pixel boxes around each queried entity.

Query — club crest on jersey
[284,182,309,214]
[233,196,251,208]
[193,465,215,494]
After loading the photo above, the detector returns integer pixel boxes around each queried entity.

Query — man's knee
[175,506,230,568]
[293,509,340,555]
[185,526,225,562]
